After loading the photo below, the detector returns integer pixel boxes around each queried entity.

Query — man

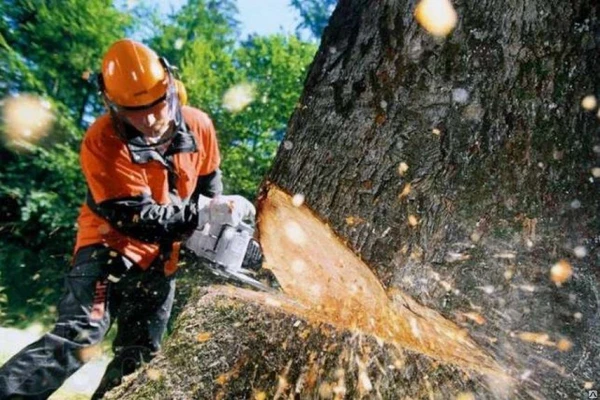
[0,39,255,399]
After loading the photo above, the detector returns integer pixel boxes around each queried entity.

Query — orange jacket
[75,106,221,275]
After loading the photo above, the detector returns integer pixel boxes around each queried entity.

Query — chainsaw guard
[198,260,280,293]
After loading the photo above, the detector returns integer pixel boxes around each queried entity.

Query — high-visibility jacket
[75,106,222,275]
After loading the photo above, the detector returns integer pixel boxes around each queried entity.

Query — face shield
[101,67,181,145]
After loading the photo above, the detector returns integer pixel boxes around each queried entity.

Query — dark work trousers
[0,244,176,399]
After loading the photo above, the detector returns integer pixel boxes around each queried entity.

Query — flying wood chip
[197,332,212,342]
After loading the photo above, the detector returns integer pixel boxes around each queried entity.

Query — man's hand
[197,195,256,228]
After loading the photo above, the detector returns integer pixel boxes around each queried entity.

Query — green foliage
[290,0,337,39]
[1,0,134,125]
[0,114,88,326]
[148,0,238,67]
[221,35,316,196]
[0,0,132,325]
[180,34,317,197]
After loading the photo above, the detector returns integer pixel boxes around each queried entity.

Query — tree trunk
[108,0,599,398]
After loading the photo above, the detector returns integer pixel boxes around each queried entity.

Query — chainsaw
[184,221,278,293]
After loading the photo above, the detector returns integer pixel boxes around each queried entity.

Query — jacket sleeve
[89,193,198,243]
[194,169,223,199]
[81,131,199,244]
[194,110,221,177]
[186,107,223,201]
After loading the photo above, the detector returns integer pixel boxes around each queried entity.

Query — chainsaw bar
[185,221,280,293]
[200,261,280,293]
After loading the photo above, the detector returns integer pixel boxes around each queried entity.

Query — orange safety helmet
[98,39,188,142]
[101,39,170,108]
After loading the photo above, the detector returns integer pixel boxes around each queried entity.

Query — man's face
[120,98,174,140]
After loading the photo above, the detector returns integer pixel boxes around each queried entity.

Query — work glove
[197,194,256,228]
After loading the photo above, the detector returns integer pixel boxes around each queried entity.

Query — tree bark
[109,0,599,398]
[268,0,600,396]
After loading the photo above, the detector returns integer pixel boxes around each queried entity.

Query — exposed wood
[258,184,502,376]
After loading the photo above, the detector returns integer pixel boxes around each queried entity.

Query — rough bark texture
[109,0,599,398]
[268,0,600,397]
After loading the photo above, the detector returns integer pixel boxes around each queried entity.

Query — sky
[159,0,303,38]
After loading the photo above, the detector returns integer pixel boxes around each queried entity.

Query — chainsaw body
[185,222,275,292]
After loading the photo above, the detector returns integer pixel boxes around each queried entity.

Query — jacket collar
[124,118,198,166]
